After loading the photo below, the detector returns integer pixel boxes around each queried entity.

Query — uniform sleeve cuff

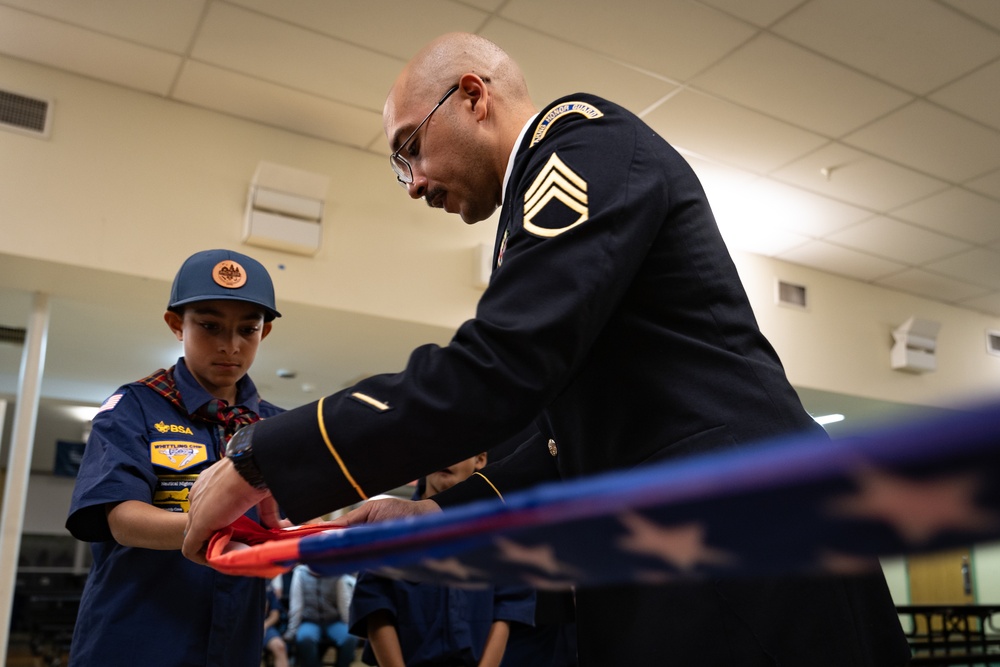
[431,472,503,509]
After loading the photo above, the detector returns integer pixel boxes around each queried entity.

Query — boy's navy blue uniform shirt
[251,94,910,665]
[67,358,283,667]
[349,573,535,667]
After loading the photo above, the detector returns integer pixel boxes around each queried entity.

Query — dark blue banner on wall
[54,440,85,477]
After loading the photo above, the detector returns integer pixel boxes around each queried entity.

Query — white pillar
[0,292,50,662]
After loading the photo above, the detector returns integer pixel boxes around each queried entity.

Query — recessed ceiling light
[813,413,845,426]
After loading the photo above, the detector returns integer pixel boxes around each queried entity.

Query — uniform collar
[500,113,538,209]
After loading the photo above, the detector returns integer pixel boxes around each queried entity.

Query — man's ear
[459,73,489,122]
[164,310,184,341]
[474,452,488,470]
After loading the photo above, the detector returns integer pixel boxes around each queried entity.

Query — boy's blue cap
[168,249,280,321]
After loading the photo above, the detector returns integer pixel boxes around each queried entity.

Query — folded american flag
[208,398,1000,586]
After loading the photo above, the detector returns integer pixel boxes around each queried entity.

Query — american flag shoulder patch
[96,393,124,415]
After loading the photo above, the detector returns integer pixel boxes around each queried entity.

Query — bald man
[185,33,909,666]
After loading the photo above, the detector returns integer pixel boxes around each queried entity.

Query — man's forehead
[384,85,419,147]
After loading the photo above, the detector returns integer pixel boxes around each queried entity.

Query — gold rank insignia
[523,153,588,238]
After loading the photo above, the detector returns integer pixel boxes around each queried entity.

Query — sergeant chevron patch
[523,153,588,238]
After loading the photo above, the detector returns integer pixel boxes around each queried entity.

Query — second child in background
[349,454,536,667]
[286,563,359,667]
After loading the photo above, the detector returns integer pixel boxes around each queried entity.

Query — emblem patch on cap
[522,153,588,238]
[212,260,247,289]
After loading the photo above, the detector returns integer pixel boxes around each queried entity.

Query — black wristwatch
[225,423,268,490]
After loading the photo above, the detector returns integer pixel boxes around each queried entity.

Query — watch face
[225,424,255,456]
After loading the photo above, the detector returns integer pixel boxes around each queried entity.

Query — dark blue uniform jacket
[251,94,909,666]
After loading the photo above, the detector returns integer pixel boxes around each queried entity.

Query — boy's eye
[241,327,260,336]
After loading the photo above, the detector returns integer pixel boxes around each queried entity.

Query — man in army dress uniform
[185,32,909,666]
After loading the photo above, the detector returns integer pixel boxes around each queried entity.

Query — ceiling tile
[890,187,1000,244]
[932,59,1000,132]
[875,268,993,302]
[942,0,1000,30]
[0,0,205,53]
[481,20,679,115]
[173,61,383,148]
[499,0,757,81]
[228,0,490,61]
[191,3,401,111]
[966,168,1000,201]
[771,142,949,211]
[685,157,814,255]
[924,247,1000,290]
[697,0,805,27]
[773,0,1000,94]
[0,5,182,95]
[460,0,507,10]
[826,216,972,265]
[842,101,1000,182]
[720,225,809,257]
[642,89,827,173]
[733,177,872,238]
[777,240,906,281]
[690,34,911,137]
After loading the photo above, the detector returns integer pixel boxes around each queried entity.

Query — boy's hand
[182,458,269,564]
[341,497,441,526]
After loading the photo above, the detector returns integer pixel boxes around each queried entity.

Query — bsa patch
[153,421,195,435]
[153,474,198,513]
[150,441,208,471]
[530,101,603,148]
[522,153,588,238]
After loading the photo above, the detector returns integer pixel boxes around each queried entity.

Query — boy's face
[164,300,271,402]
[423,452,487,498]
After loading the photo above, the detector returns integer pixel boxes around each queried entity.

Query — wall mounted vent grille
[0,325,27,345]
[0,89,52,138]
[775,280,808,310]
[987,330,1000,357]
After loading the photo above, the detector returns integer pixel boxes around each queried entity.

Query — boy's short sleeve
[348,571,398,637]
[491,584,537,626]
[66,388,159,542]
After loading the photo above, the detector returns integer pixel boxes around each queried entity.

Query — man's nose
[406,173,426,199]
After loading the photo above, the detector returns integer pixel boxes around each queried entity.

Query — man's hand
[182,458,270,564]
[341,497,442,526]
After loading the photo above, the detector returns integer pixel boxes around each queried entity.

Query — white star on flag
[616,513,737,572]
[826,467,999,544]
[495,537,580,577]
[420,556,488,581]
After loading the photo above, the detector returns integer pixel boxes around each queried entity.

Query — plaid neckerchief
[196,398,259,443]
[138,365,261,451]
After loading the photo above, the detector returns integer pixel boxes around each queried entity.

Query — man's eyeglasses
[389,84,460,187]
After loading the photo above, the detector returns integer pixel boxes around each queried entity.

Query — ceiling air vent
[0,325,27,345]
[775,279,808,310]
[987,329,1000,357]
[0,89,52,138]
